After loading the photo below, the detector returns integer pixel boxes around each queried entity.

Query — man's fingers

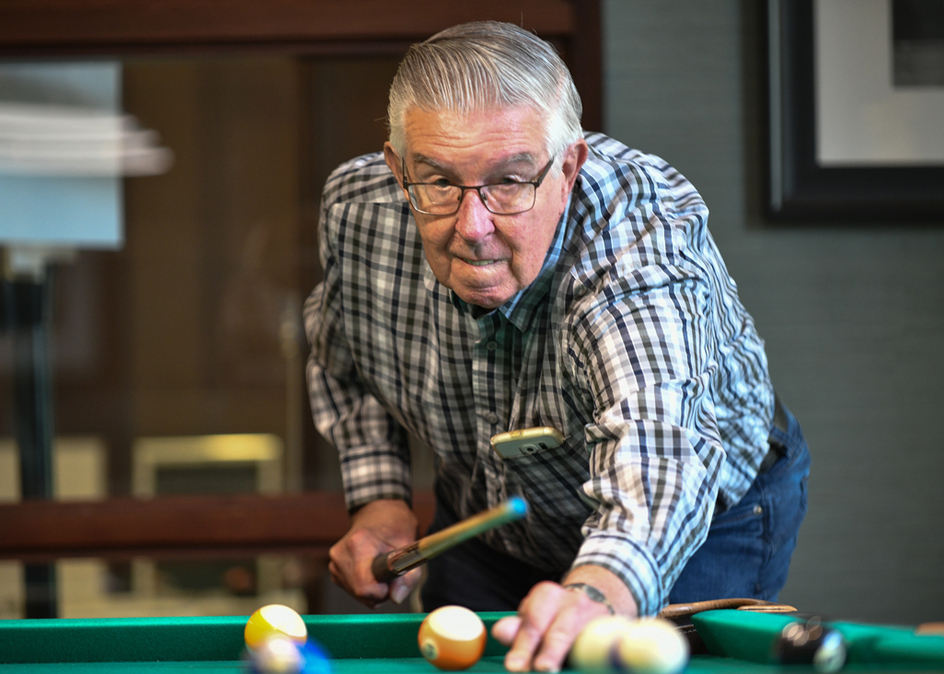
[503,582,562,672]
[325,499,421,605]
[389,567,423,604]
[531,608,584,673]
[505,580,616,673]
[505,618,548,672]
[328,532,393,606]
[328,558,387,607]
[491,615,522,646]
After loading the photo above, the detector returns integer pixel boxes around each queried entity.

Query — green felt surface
[0,616,247,664]
[832,621,944,665]
[0,613,512,665]
[4,655,942,674]
[689,610,797,663]
[2,611,943,672]
[0,656,512,673]
[691,609,944,667]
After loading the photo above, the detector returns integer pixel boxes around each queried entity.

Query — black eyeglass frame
[399,155,557,216]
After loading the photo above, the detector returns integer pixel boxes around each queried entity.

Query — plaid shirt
[304,132,774,615]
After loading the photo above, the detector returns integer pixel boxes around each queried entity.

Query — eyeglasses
[400,155,556,216]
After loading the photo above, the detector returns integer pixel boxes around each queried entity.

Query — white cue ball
[251,634,303,674]
[570,615,634,673]
[612,617,689,674]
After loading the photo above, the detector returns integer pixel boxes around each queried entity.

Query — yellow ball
[612,617,689,674]
[244,604,308,651]
[570,615,634,673]
[418,605,487,671]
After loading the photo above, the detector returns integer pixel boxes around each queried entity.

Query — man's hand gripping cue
[328,499,423,608]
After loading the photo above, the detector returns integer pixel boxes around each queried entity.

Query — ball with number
[418,605,487,671]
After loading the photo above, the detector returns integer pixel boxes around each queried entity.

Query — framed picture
[767,0,944,220]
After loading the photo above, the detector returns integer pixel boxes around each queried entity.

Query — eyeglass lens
[408,183,535,215]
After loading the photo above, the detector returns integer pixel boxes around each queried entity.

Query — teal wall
[602,0,944,625]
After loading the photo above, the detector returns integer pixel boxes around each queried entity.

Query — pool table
[0,610,942,672]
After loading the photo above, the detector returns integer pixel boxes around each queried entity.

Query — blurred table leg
[8,275,58,618]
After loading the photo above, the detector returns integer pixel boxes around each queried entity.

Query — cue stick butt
[371,552,397,583]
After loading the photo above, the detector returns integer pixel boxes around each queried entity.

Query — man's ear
[384,143,404,187]
[560,139,589,197]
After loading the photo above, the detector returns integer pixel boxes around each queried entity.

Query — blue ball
[297,640,331,674]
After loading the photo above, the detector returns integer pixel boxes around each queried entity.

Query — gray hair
[387,21,583,161]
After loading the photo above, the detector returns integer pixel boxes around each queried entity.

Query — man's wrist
[563,582,615,614]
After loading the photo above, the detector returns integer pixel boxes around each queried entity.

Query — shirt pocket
[498,439,594,525]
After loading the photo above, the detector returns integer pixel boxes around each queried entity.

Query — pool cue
[658,599,800,657]
[371,496,529,583]
[659,598,798,619]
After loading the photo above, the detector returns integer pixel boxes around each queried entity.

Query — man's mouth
[462,258,499,267]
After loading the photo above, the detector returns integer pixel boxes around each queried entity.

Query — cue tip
[507,495,529,518]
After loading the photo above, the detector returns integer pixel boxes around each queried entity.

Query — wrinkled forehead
[398,104,551,163]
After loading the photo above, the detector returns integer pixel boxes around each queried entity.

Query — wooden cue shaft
[659,598,798,619]
[371,496,529,583]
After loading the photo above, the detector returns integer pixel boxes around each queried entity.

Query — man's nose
[454,188,494,240]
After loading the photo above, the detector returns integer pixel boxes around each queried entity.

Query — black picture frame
[767,0,944,221]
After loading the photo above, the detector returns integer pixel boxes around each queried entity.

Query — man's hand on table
[328,498,422,608]
[491,565,639,673]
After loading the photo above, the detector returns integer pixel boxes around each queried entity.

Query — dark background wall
[601,0,944,625]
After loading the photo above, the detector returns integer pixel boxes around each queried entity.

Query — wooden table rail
[0,490,436,563]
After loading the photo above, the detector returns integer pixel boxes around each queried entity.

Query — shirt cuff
[339,446,412,513]
[571,531,667,617]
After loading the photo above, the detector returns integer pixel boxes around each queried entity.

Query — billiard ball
[610,618,690,674]
[570,615,634,673]
[249,635,303,673]
[418,605,487,671]
[295,640,332,674]
[772,619,846,673]
[247,635,332,674]
[245,604,308,651]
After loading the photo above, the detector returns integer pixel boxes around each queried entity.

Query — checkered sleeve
[303,155,412,512]
[564,143,733,615]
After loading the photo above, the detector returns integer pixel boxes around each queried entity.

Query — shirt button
[486,341,498,351]
[486,413,500,425]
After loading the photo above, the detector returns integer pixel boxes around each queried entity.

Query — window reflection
[0,53,401,617]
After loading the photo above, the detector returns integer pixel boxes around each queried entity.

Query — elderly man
[305,20,810,673]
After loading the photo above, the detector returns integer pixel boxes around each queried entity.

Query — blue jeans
[421,401,811,612]
[668,401,810,603]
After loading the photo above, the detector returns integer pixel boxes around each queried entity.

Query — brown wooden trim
[0,491,435,562]
[0,0,574,55]
[0,0,602,138]
[0,39,413,59]
[570,0,604,131]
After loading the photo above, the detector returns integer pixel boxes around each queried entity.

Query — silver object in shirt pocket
[490,426,565,459]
